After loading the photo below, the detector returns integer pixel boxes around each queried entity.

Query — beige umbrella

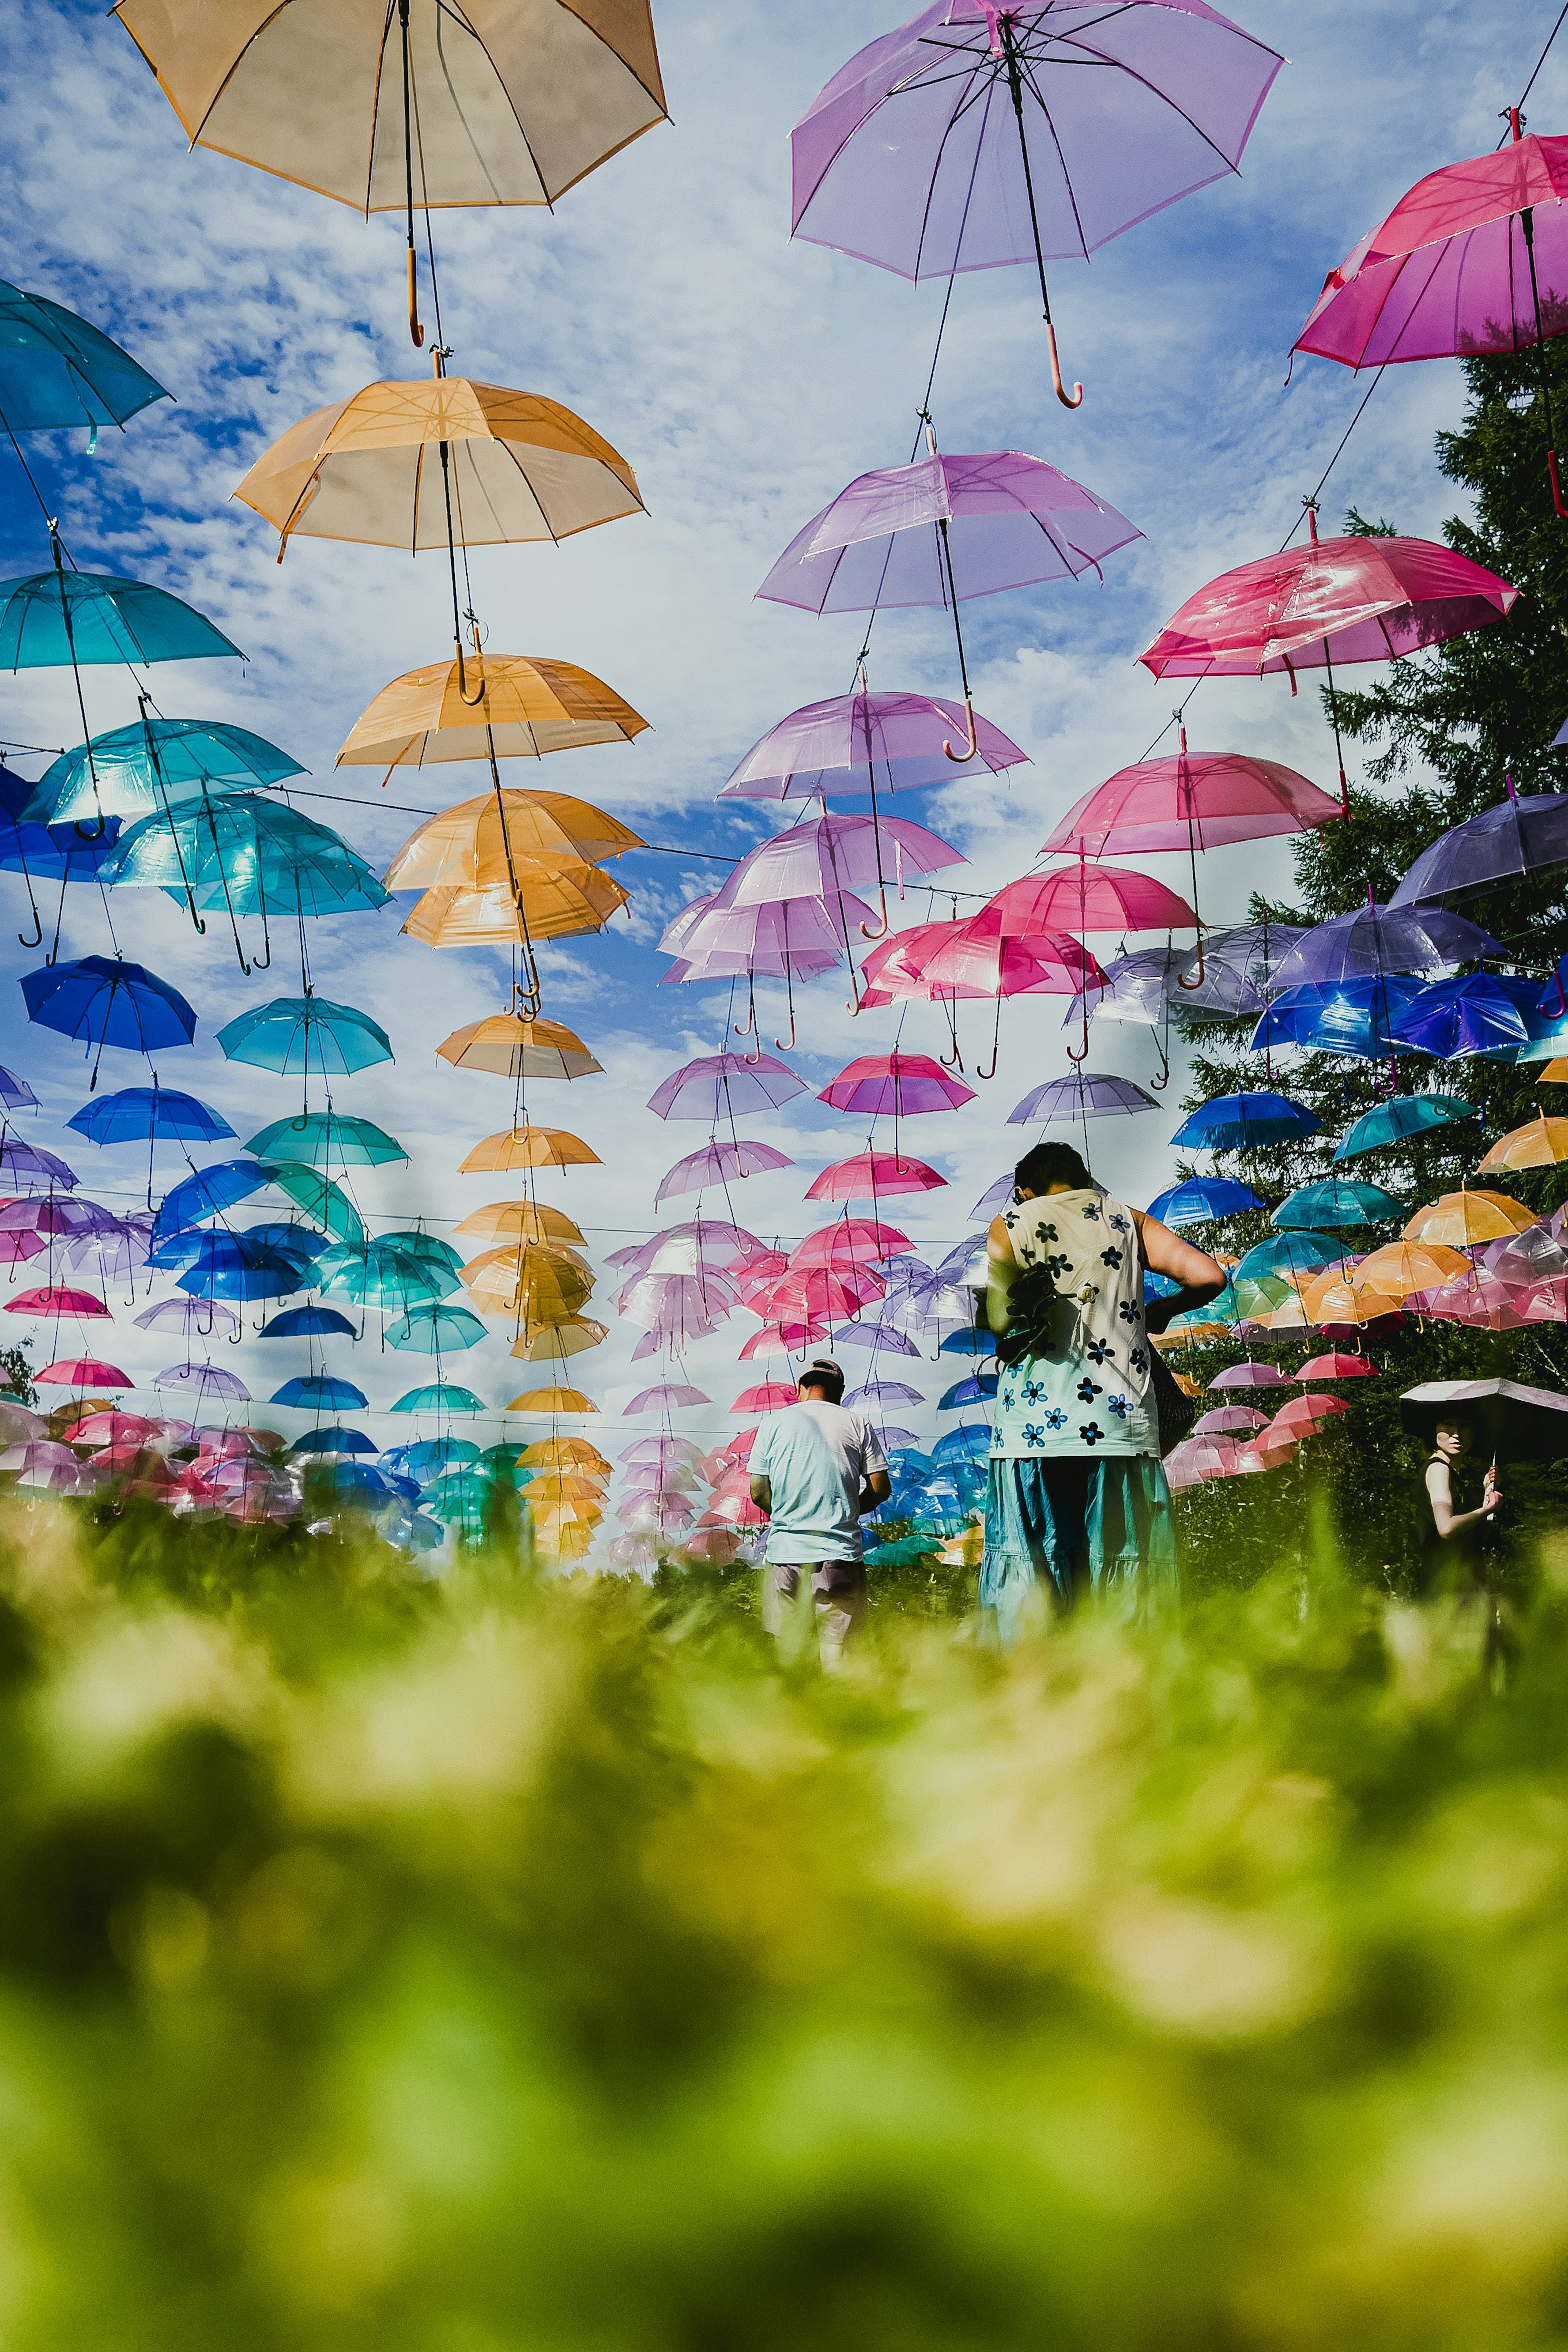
[458,1124,598,1173]
[509,1316,606,1362]
[455,1199,585,1247]
[339,655,649,767]
[385,788,642,886]
[403,867,628,950]
[438,1013,602,1080]
[113,0,666,341]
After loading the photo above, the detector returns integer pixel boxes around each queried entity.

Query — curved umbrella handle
[773,1007,797,1051]
[16,901,40,951]
[455,636,487,707]
[1047,322,1083,410]
[942,697,979,764]
[1149,1034,1170,1092]
[408,247,424,350]
[974,1038,999,1081]
[1545,961,1567,1020]
[73,814,105,844]
[1176,928,1207,991]
[859,883,890,941]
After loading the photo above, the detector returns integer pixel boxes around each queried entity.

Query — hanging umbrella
[717,809,962,909]
[805,1152,947,1200]
[316,1242,446,1312]
[622,1385,706,1414]
[104,793,387,924]
[1009,1073,1158,1125]
[135,1296,241,1340]
[154,1362,248,1406]
[659,892,871,989]
[1388,971,1539,1059]
[1479,1115,1568,1172]
[389,1384,488,1417]
[259,1162,367,1250]
[290,1425,378,1459]
[1392,777,1568,907]
[4,1284,111,1319]
[1251,978,1425,1063]
[385,1302,488,1354]
[458,1125,599,1173]
[0,1196,107,1238]
[1294,120,1568,512]
[654,1141,792,1207]
[1171,923,1308,1016]
[258,1304,358,1340]
[384,787,641,887]
[860,914,1105,1011]
[454,1199,584,1247]
[1209,1360,1292,1392]
[437,1014,602,1080]
[0,566,240,670]
[34,1356,133,1392]
[1232,1233,1344,1287]
[271,1374,368,1412]
[790,0,1279,402]
[217,992,393,1079]
[0,276,169,437]
[505,1386,599,1415]
[510,1316,606,1363]
[153,1160,270,1235]
[1145,1178,1261,1226]
[1172,1091,1320,1151]
[648,1054,805,1121]
[0,1137,78,1192]
[22,956,196,1086]
[1044,748,1344,856]
[175,1236,306,1302]
[1403,1192,1536,1248]
[1272,1179,1405,1230]
[397,864,628,953]
[719,689,1027,801]
[1272,898,1500,989]
[462,1241,593,1321]
[760,443,1140,761]
[67,1087,234,1146]
[0,1068,37,1113]
[818,1053,975,1115]
[247,1112,405,1168]
[36,719,302,826]
[339,655,649,767]
[987,866,1197,937]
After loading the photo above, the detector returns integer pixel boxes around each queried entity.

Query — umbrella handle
[1047,322,1083,410]
[408,248,425,350]
[16,902,40,950]
[73,815,105,844]
[942,698,979,764]
[455,637,486,707]
[773,1008,797,1051]
[859,883,890,941]
[1149,1035,1170,1091]
[1551,450,1568,520]
[1176,928,1207,990]
[1545,963,1568,1020]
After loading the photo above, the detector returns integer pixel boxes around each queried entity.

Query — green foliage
[2,1499,1568,2344]
[2,1341,33,1405]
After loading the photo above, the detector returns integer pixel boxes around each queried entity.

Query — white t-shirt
[749,1402,888,1565]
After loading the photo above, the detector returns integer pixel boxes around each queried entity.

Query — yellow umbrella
[402,867,629,951]
[526,1473,606,1502]
[232,377,643,559]
[1260,1292,1309,1331]
[462,1243,593,1321]
[384,789,643,887]
[438,1014,602,1081]
[1339,1240,1472,1302]
[1477,1116,1568,1174]
[1537,1060,1568,1085]
[1298,1270,1401,1330]
[338,656,649,768]
[457,1200,585,1247]
[1402,1191,1535,1248]
[504,1385,598,1414]
[510,1317,606,1362]
[532,1520,597,1563]
[520,1438,608,1471]
[459,1125,599,1173]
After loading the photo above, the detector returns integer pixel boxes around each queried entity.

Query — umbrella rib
[1021,24,1244,189]
[178,1,294,151]
[911,68,995,283]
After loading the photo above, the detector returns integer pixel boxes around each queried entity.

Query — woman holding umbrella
[1421,1419,1502,1592]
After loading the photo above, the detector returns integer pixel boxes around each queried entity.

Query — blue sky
[0,0,1561,1452]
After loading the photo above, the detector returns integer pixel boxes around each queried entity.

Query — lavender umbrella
[0,1136,77,1192]
[1391,778,1568,908]
[719,689,1028,802]
[1009,1072,1158,1124]
[647,1053,806,1122]
[134,1295,242,1339]
[1270,899,1501,989]
[1171,923,1308,1015]
[0,1067,38,1112]
[845,1379,924,1407]
[624,1384,710,1414]
[655,1141,793,1206]
[829,1319,922,1356]
[757,445,1141,759]
[154,1361,250,1406]
[791,0,1282,404]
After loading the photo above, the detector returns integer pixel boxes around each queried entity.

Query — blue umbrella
[1232,1232,1344,1285]
[1272,1179,1405,1231]
[270,1374,368,1412]
[1146,1178,1262,1226]
[290,1425,377,1457]
[22,955,196,1086]
[0,570,242,668]
[933,1424,991,1464]
[1144,1270,1182,1299]
[1390,972,1540,1059]
[937,1327,994,1356]
[143,1226,212,1273]
[309,1461,396,1504]
[1271,900,1501,987]
[1250,978,1424,1062]
[35,719,303,826]
[0,813,124,879]
[217,992,393,1078]
[241,1222,331,1263]
[258,1303,358,1339]
[1333,1095,1480,1162]
[1391,779,1568,909]
[153,1159,269,1237]
[403,1437,481,1472]
[1169,1090,1321,1150]
[175,1235,305,1301]
[68,1086,234,1146]
[0,278,169,433]
[938,1372,997,1409]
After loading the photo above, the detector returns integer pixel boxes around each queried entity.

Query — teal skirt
[979,1455,1178,1640]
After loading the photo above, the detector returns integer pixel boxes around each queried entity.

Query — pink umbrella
[1296,1353,1378,1380]
[647,1053,806,1122]
[655,1141,793,1207]
[1044,746,1345,858]
[793,1219,912,1265]
[987,866,1197,934]
[818,1051,977,1116]
[0,1232,45,1268]
[860,914,1105,1018]
[1208,1361,1291,1390]
[732,1382,797,1413]
[806,1152,947,1200]
[1267,1394,1352,1438]
[35,1356,131,1389]
[1294,120,1568,513]
[739,1322,825,1359]
[1193,1404,1270,1436]
[1163,1433,1244,1490]
[719,688,1028,801]
[65,1409,159,1447]
[1405,1270,1544,1332]
[5,1285,111,1318]
[1139,513,1518,810]
[758,440,1141,760]
[760,1265,887,1326]
[623,1384,710,1413]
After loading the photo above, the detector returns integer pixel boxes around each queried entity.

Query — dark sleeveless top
[1421,1452,1492,1584]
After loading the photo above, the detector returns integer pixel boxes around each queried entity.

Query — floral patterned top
[989,1189,1158,1461]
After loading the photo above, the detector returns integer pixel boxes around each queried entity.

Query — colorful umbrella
[453,1200,584,1247]
[135,1296,241,1339]
[1145,1178,1261,1226]
[0,275,169,437]
[1399,1376,1568,1460]
[1251,978,1425,1063]
[175,1236,305,1302]
[271,1374,368,1412]
[719,689,1027,802]
[36,719,302,826]
[153,1161,270,1235]
[510,1316,606,1363]
[1172,1091,1320,1150]
[260,1162,366,1250]
[1231,1232,1344,1287]
[1403,1191,1536,1248]
[1272,898,1500,988]
[1172,923,1307,1016]
[655,1141,792,1206]
[390,1385,488,1417]
[1209,1360,1292,1391]
[0,1067,37,1114]
[246,1112,405,1168]
[385,1302,488,1354]
[1009,1072,1157,1125]
[0,569,242,668]
[0,1136,78,1192]
[1479,1115,1568,1172]
[437,1013,601,1081]
[1272,1178,1405,1231]
[217,991,394,1079]
[805,1152,947,1200]
[67,1087,233,1146]
[1044,747,1344,856]
[818,1052,975,1116]
[1392,776,1568,908]
[36,1356,133,1391]
[622,1385,707,1414]
[22,955,196,1085]
[458,1125,599,1172]
[4,1285,109,1319]
[339,655,649,768]
[647,1053,804,1121]
[258,1305,358,1340]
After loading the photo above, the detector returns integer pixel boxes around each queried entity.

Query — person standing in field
[749,1359,891,1668]
[981,1141,1225,1637]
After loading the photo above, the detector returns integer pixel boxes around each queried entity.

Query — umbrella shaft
[999,16,1053,324]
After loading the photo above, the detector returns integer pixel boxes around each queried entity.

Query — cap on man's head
[800,1358,844,1402]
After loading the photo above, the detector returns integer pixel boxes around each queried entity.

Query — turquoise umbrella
[386,1302,487,1354]
[260,1160,366,1250]
[0,278,169,437]
[379,1230,464,1281]
[35,719,303,825]
[315,1240,444,1311]
[1231,1232,1344,1285]
[102,792,387,969]
[391,1383,487,1414]
[217,990,392,1078]
[0,570,242,667]
[1332,1095,1481,1162]
[403,1437,482,1472]
[248,1112,405,1169]
[1272,1178,1406,1231]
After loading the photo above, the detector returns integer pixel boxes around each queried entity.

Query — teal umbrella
[217,989,392,1078]
[1332,1094,1481,1163]
[0,279,169,437]
[1231,1232,1344,1286]
[386,1302,487,1354]
[0,570,242,667]
[379,1229,464,1281]
[391,1383,487,1415]
[315,1240,445,1312]
[271,1373,368,1412]
[247,1112,405,1169]
[34,719,303,825]
[259,1160,366,1250]
[1272,1178,1406,1230]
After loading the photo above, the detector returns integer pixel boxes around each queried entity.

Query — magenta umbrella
[818,1051,976,1115]
[758,443,1141,760]
[655,1140,793,1207]
[806,1151,948,1200]
[647,1053,806,1122]
[1294,119,1568,514]
[719,688,1028,801]
[791,0,1282,405]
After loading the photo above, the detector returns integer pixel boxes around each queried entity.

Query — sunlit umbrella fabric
[437,1014,602,1080]
[339,657,649,768]
[218,993,392,1078]
[454,1200,584,1247]
[247,1112,405,1168]
[1043,751,1343,855]
[458,1125,599,1173]
[1403,1191,1535,1248]
[36,719,302,825]
[719,689,1026,801]
[804,1152,947,1199]
[0,571,242,668]
[647,1054,805,1122]
[400,866,628,949]
[67,1087,234,1146]
[817,1053,975,1115]
[0,276,169,430]
[22,956,196,1059]
[102,793,388,917]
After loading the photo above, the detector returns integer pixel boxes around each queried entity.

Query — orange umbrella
[401,867,630,952]
[438,1014,602,1081]
[1477,1116,1568,1174]
[457,1200,586,1247]
[520,1438,608,1470]
[509,1317,606,1363]
[525,1472,605,1502]
[1537,1060,1568,1085]
[1402,1190,1535,1248]
[459,1125,599,1173]
[1330,1240,1471,1303]
[384,789,643,888]
[462,1243,594,1321]
[1296,1272,1396,1330]
[339,657,649,768]
[504,1385,598,1414]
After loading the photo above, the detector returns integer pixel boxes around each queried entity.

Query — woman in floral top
[980,1140,1224,1636]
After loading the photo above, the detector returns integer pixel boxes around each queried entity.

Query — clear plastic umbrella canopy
[1271,900,1501,987]
[102,793,389,919]
[647,1054,806,1121]
[719,689,1027,800]
[35,720,303,826]
[1391,780,1568,908]
[0,571,242,668]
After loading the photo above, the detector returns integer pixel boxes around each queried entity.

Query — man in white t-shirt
[748,1359,891,1667]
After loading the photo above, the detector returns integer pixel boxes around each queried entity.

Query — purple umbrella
[710,807,965,964]
[719,688,1028,801]
[659,894,875,1009]
[621,1437,705,1470]
[970,1172,1018,1218]
[791,0,1282,405]
[647,1053,806,1122]
[617,1273,740,1345]
[1390,973,1540,1059]
[1271,897,1502,989]
[154,1361,250,1406]
[830,1319,922,1356]
[623,1384,710,1414]
[845,1379,924,1407]
[134,1295,242,1338]
[1008,1071,1158,1125]
[0,1067,38,1113]
[757,443,1140,760]
[0,1136,77,1192]
[609,1222,762,1281]
[655,1140,793,1207]
[1391,777,1568,909]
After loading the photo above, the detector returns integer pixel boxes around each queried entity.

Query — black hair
[799,1359,845,1405]
[1013,1141,1091,1196]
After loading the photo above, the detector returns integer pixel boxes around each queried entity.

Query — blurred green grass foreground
[0,1496,1565,2349]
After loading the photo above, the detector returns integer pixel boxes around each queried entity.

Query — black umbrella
[1399,1378,1568,1461]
